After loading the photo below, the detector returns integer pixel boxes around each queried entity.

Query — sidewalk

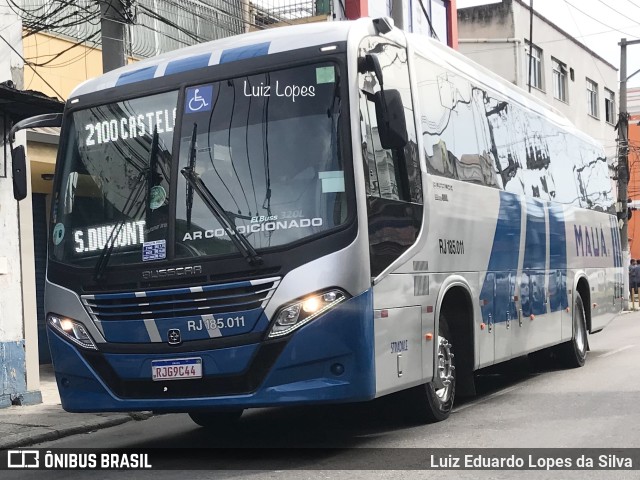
[0,365,151,449]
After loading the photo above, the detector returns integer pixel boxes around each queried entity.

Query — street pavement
[2,310,640,478]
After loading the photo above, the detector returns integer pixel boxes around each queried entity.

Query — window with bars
[552,58,567,102]
[605,88,615,124]
[526,42,543,90]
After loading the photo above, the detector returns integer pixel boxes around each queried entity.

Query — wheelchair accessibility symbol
[185,85,213,114]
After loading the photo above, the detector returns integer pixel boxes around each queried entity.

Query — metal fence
[250,0,332,28]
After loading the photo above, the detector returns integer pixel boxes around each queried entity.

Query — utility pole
[99,0,128,73]
[618,38,640,307]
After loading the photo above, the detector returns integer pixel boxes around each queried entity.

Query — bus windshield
[50,62,349,268]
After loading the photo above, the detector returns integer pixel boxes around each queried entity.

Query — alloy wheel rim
[435,336,455,402]
[575,305,586,355]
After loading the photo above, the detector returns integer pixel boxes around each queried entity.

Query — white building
[457,0,618,164]
[0,4,62,407]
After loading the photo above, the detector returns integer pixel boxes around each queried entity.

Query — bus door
[358,36,425,390]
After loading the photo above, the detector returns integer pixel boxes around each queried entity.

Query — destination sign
[83,108,177,148]
[73,220,146,254]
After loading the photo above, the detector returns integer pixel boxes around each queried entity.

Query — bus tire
[188,410,243,428]
[557,292,588,368]
[406,314,456,423]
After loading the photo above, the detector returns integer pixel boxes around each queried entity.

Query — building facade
[457,0,618,166]
[625,87,640,259]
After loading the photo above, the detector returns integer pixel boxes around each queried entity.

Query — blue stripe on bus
[164,53,212,76]
[480,191,522,325]
[548,204,567,269]
[522,198,546,270]
[548,203,568,312]
[608,216,616,267]
[97,308,263,343]
[219,42,270,64]
[521,198,546,317]
[115,66,158,86]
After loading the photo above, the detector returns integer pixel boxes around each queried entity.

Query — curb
[0,412,153,450]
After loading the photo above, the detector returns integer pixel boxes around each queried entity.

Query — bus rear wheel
[188,410,244,428]
[557,292,588,368]
[405,315,456,423]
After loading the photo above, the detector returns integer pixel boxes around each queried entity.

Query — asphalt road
[9,311,640,479]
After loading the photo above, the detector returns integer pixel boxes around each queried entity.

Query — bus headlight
[48,314,97,350]
[268,289,348,338]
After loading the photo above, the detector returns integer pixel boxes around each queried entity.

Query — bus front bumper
[47,290,376,412]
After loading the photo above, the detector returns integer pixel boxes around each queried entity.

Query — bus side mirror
[12,145,28,201]
[374,89,408,149]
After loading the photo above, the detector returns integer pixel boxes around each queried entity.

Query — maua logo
[574,225,609,257]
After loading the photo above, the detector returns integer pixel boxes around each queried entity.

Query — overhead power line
[0,33,64,99]
[594,0,640,28]
[563,0,640,39]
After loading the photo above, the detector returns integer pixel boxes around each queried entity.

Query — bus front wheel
[405,315,456,423]
[188,410,244,428]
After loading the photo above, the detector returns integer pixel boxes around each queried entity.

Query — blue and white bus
[11,17,622,425]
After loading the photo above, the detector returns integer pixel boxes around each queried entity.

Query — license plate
[151,357,202,381]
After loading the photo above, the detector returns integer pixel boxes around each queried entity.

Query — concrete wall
[0,3,41,407]
[0,116,28,408]
[458,0,514,39]
[458,0,618,166]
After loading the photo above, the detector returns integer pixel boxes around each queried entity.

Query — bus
[10,17,622,426]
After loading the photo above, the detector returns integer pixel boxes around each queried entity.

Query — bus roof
[69,18,601,152]
[70,20,362,98]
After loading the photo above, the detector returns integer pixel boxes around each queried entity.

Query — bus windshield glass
[50,62,348,267]
[50,91,178,267]
[175,62,347,259]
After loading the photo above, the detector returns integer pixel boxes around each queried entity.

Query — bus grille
[81,277,280,322]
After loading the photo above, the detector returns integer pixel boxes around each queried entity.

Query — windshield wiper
[181,125,262,266]
[93,128,159,281]
[186,123,197,229]
[181,168,263,266]
[146,125,161,219]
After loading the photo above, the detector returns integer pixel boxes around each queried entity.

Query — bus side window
[358,37,423,277]
[414,54,499,189]
[358,38,421,204]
